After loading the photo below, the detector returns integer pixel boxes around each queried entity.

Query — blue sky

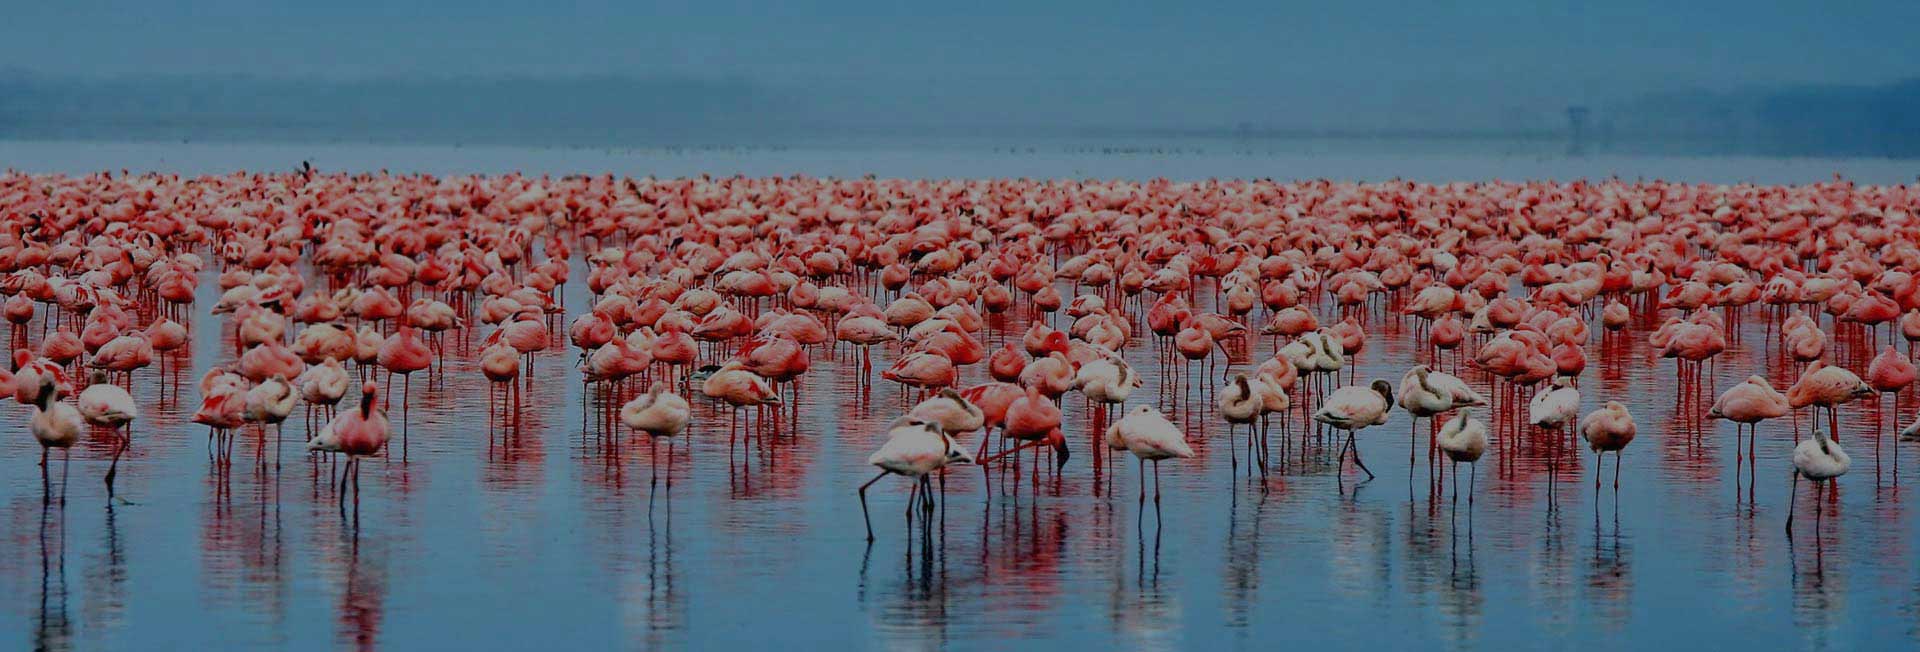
[7,1,1916,128]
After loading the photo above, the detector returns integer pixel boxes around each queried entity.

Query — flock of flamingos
[5,171,1920,543]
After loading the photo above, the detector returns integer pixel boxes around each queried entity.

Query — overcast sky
[7,1,1917,129]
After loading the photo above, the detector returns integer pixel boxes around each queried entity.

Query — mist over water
[3,2,1919,156]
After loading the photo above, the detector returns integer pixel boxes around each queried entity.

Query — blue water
[0,145,1916,650]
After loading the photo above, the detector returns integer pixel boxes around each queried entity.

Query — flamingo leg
[1781,471,1797,536]
[105,428,126,499]
[1347,432,1374,479]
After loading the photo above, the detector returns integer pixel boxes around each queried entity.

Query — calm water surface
[1,240,1918,651]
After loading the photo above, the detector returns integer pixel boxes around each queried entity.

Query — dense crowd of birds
[3,171,1919,541]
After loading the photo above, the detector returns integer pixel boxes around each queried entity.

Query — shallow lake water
[0,142,1916,650]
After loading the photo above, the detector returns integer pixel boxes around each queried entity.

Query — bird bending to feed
[858,417,974,541]
[78,370,139,498]
[1314,379,1393,483]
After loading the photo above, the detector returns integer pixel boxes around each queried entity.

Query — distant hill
[1754,79,1920,157]
[2,72,1917,158]
[0,72,805,146]
[1602,78,1920,158]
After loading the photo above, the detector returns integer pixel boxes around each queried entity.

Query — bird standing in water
[1579,401,1637,494]
[320,382,391,511]
[1436,408,1488,505]
[1786,414,1849,537]
[1314,379,1393,484]
[621,383,693,493]
[78,371,138,499]
[1105,405,1194,507]
[858,417,974,541]
[30,376,84,502]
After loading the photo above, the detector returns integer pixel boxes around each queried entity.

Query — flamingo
[377,325,432,454]
[192,375,249,462]
[77,371,136,498]
[1709,375,1790,480]
[906,389,986,439]
[1313,379,1393,483]
[1786,361,1874,444]
[857,417,973,541]
[1074,352,1141,408]
[983,383,1069,476]
[1104,405,1195,506]
[319,382,390,508]
[1579,401,1637,492]
[1436,408,1488,505]
[1867,346,1916,475]
[621,383,693,491]
[1398,364,1485,473]
[244,375,298,450]
[1219,373,1269,475]
[1786,414,1849,537]
[702,361,782,435]
[297,359,351,423]
[28,375,83,500]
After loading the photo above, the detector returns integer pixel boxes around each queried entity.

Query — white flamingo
[77,371,138,498]
[621,383,693,491]
[857,417,973,541]
[1786,416,1850,537]
[1105,405,1195,505]
[1314,379,1393,483]
[1436,408,1488,505]
[1219,373,1269,474]
[29,377,83,501]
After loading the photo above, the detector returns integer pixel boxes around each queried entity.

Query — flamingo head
[1370,379,1395,404]
[946,437,976,466]
[359,381,378,416]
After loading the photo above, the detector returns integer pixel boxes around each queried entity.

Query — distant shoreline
[2,139,1913,184]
